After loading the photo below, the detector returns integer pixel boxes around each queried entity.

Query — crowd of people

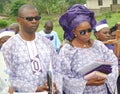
[0,3,119,94]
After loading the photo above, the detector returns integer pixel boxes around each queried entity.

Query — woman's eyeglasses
[79,28,92,35]
[19,16,41,21]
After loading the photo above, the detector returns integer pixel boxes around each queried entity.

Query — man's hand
[53,82,58,94]
[36,82,58,94]
[36,85,48,92]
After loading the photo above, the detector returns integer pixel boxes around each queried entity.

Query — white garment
[39,30,61,51]
[0,51,10,94]
[0,78,9,94]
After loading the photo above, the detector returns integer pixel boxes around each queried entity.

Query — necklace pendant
[83,44,87,47]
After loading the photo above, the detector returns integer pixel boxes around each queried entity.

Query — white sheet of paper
[76,60,112,75]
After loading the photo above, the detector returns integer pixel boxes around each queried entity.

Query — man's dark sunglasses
[19,16,41,21]
[79,28,92,35]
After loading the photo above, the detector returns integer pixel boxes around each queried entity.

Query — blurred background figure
[0,30,15,94]
[110,24,118,39]
[94,19,110,42]
[9,23,20,34]
[39,20,61,53]
[110,23,120,94]
[0,23,19,35]
[0,30,15,49]
[93,19,114,50]
[94,19,120,94]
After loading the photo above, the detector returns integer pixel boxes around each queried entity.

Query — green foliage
[103,12,112,18]
[66,0,86,6]
[0,20,8,29]
[10,0,26,16]
[0,3,4,13]
[0,0,11,13]
[96,13,120,27]
[31,0,68,15]
[0,0,118,42]
[1,0,86,15]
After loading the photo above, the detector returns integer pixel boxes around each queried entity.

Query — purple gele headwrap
[59,4,96,41]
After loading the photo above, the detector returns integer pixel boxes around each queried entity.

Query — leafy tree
[31,0,68,14]
[1,0,86,16]
[0,0,11,13]
[10,0,26,16]
[0,20,8,29]
[66,0,86,6]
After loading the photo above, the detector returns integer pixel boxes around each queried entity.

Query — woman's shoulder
[93,39,105,47]
[61,43,73,50]
[60,43,78,55]
[93,39,111,52]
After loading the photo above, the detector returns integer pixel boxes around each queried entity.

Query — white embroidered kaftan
[1,33,62,93]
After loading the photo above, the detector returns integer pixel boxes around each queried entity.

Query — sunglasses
[79,28,92,35]
[19,16,41,21]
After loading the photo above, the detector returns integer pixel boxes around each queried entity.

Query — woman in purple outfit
[59,4,118,94]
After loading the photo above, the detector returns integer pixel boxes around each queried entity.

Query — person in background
[94,19,120,94]
[94,19,113,49]
[0,30,15,49]
[0,30,15,94]
[39,20,61,53]
[0,54,14,94]
[59,4,118,94]
[110,24,118,39]
[0,23,19,35]
[9,23,20,34]
[1,4,61,93]
[110,24,120,94]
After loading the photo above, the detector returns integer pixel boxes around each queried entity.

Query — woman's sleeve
[58,45,87,94]
[99,42,118,93]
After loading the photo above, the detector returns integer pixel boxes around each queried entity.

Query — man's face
[44,25,53,34]
[17,8,40,34]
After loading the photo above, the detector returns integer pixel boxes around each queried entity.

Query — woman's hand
[86,77,106,86]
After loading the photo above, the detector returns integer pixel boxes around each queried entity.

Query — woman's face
[73,21,91,43]
[110,31,116,39]
[95,27,110,41]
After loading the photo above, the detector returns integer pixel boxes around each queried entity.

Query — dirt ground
[0,15,9,20]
